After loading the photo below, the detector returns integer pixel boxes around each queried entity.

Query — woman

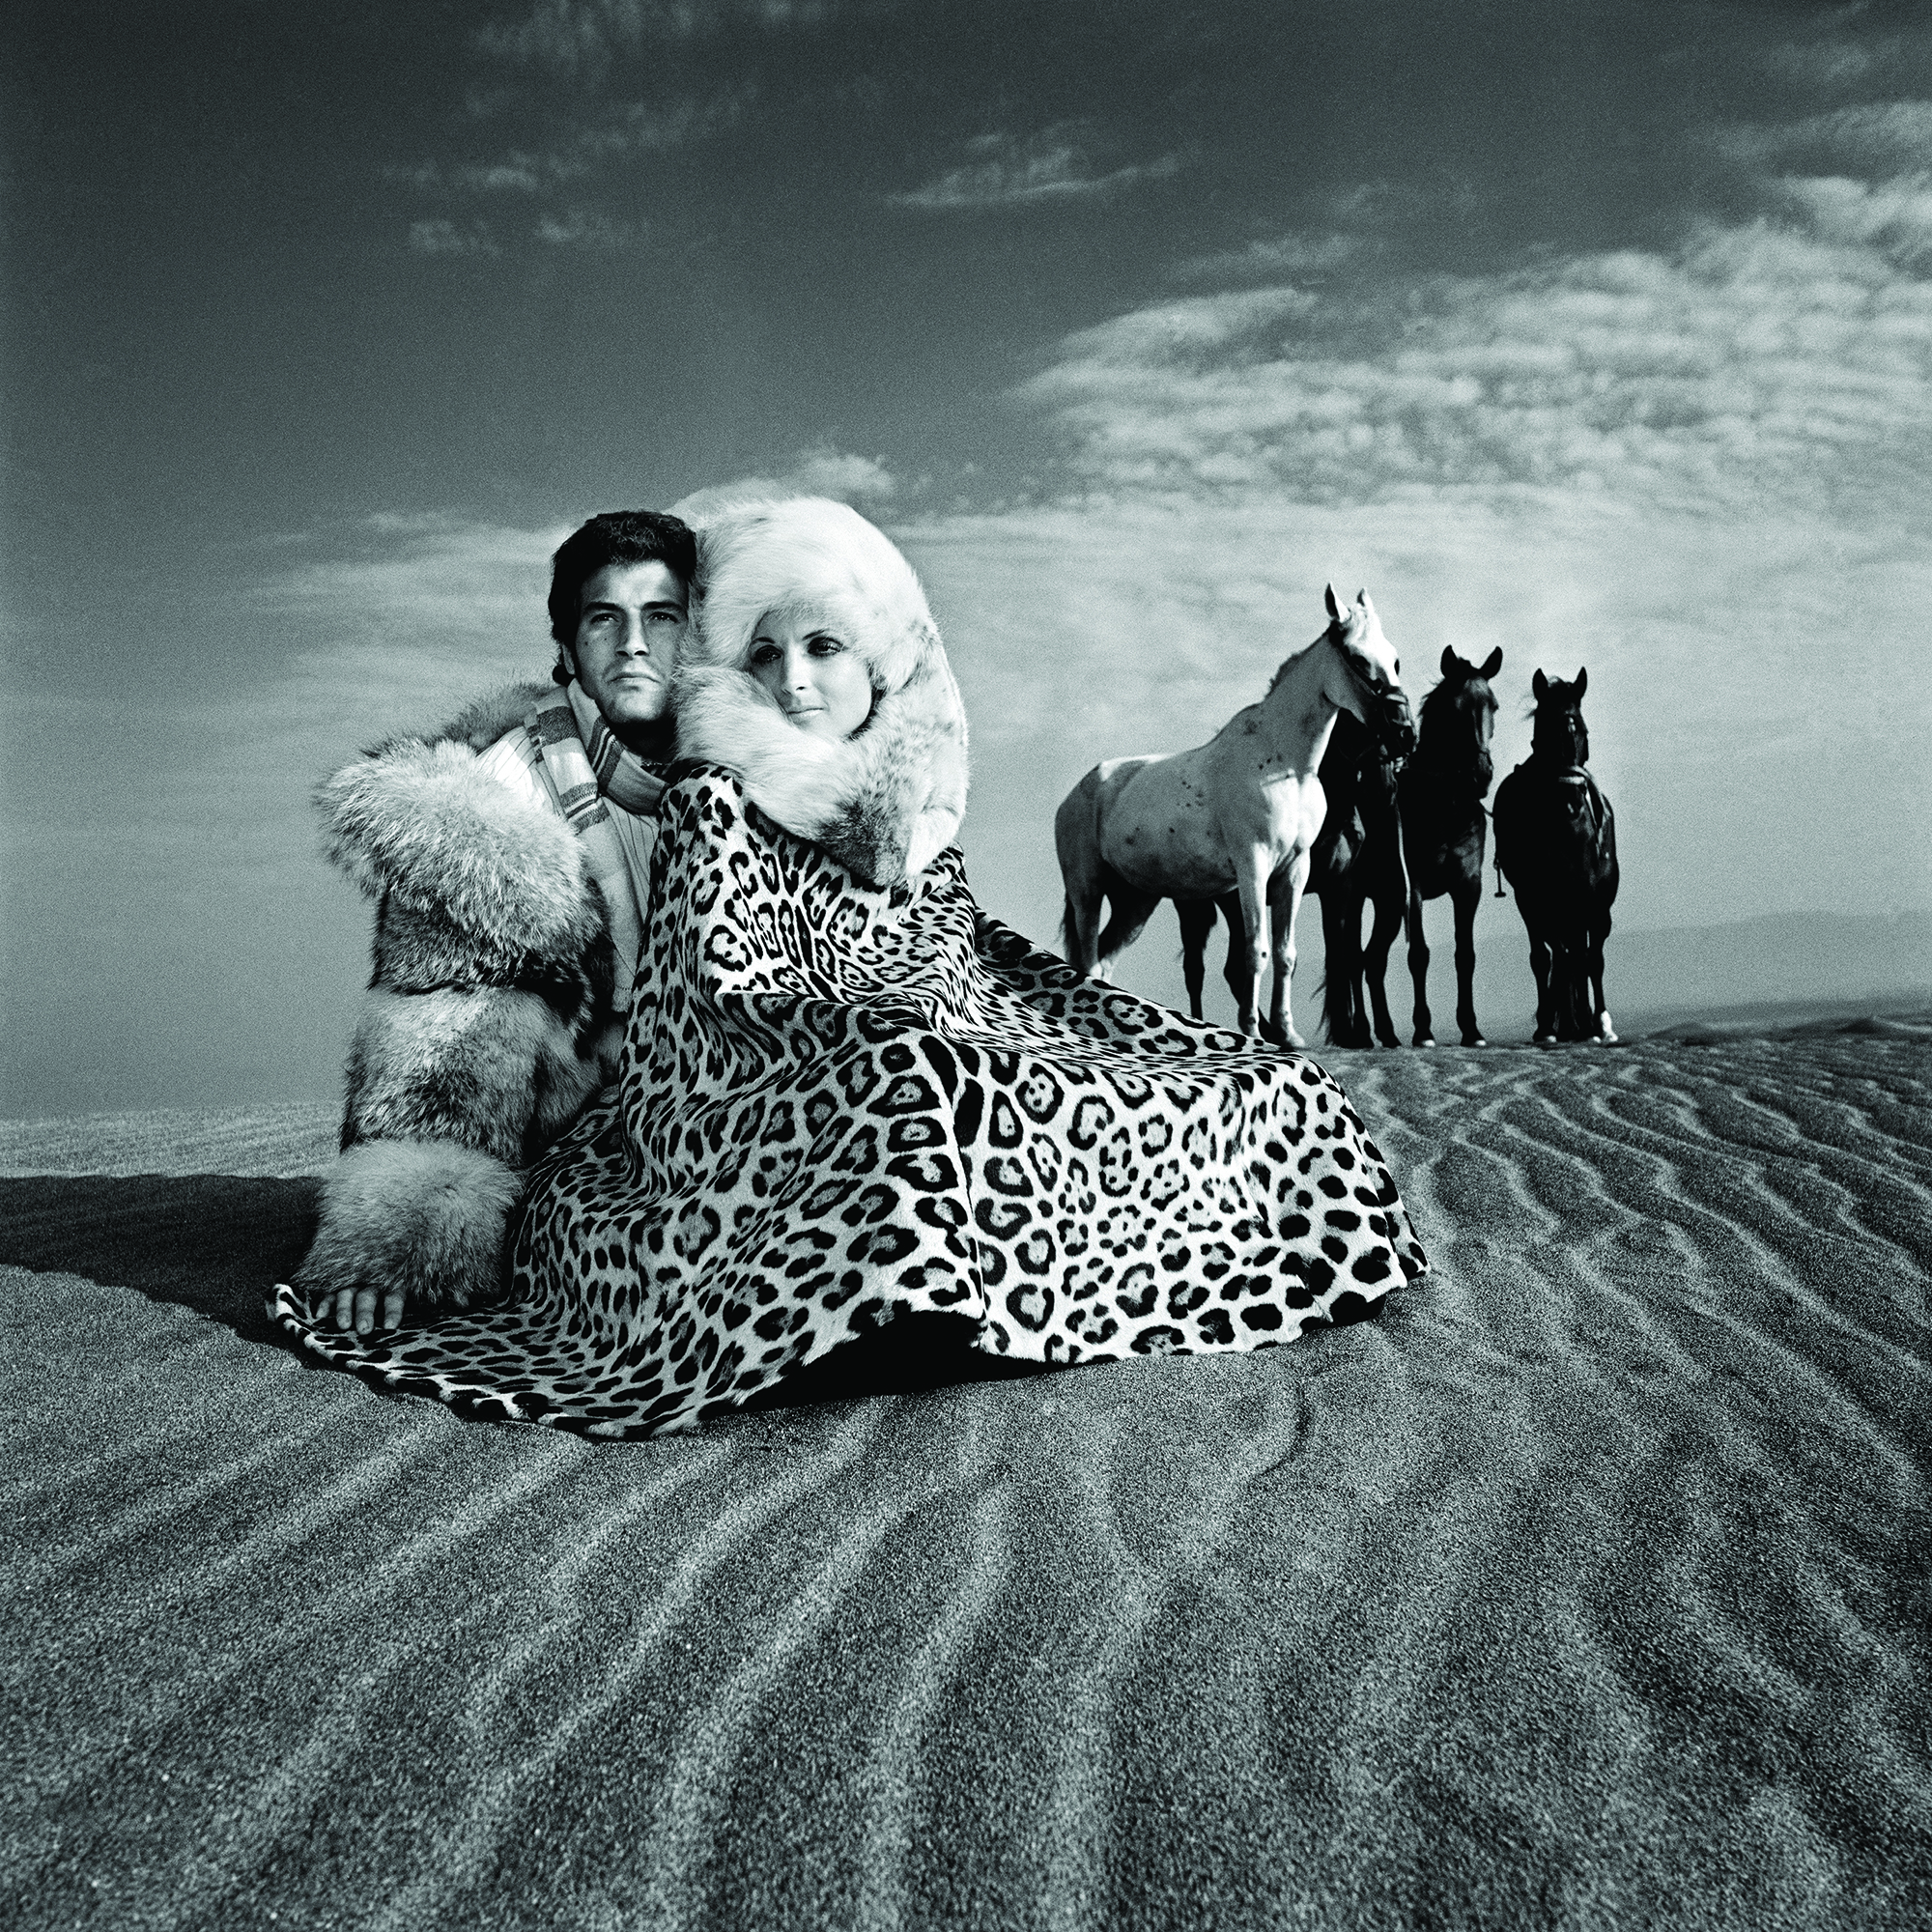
[277,498,1428,1436]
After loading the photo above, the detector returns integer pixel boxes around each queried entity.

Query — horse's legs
[1555,922,1592,1040]
[1262,859,1308,1049]
[1229,860,1271,1039]
[1525,918,1557,1044]
[1364,885,1404,1048]
[1588,907,1615,1041]
[1176,899,1215,1022]
[1321,891,1366,1047]
[1451,882,1486,1047]
[1213,891,1253,1030]
[1405,888,1435,1047]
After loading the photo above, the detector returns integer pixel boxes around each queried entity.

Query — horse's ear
[1480,647,1502,679]
[1439,645,1458,678]
[1324,582,1343,622]
[1356,589,1374,619]
[1575,667,1587,696]
[1532,668,1548,700]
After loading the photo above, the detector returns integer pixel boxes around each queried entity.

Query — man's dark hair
[549,509,697,682]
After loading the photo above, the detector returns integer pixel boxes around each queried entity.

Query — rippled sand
[5,1031,1929,1930]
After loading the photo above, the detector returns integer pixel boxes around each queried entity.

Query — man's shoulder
[348,680,550,766]
[428,680,555,754]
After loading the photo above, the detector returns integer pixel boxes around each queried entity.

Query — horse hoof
[1463,1035,1488,1049]
[1412,1035,1436,1049]
[1533,1031,1559,1047]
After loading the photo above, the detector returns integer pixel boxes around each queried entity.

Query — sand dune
[4,1032,1929,1929]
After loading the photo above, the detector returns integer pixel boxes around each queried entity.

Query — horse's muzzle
[1374,689,1417,762]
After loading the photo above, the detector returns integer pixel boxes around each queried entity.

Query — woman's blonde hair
[687,496,940,697]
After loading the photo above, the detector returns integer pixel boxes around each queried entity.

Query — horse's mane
[1265,623,1340,696]
[1418,672,1493,732]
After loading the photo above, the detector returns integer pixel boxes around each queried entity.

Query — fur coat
[295,684,616,1316]
[672,497,968,885]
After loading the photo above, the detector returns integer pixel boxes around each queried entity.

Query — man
[290,510,694,1339]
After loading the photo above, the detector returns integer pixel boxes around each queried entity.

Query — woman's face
[747,611,874,739]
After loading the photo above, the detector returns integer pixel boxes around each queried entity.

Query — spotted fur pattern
[276,771,1429,1436]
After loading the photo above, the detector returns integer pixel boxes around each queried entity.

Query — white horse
[1055,586,1414,1045]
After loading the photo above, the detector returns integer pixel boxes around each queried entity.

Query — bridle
[1335,630,1416,764]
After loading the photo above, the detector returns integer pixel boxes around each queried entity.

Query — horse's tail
[1093,896,1136,965]
[1319,965,1350,1047]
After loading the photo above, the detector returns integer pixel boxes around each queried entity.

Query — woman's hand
[334,1286,405,1338]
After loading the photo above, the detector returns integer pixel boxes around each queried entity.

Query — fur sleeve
[317,738,604,960]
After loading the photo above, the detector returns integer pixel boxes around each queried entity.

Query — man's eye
[650,610,683,624]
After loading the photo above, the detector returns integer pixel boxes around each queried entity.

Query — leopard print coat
[276,770,1429,1436]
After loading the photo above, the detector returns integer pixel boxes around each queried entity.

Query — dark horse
[1176,704,1409,1046]
[1492,668,1619,1044]
[1397,647,1502,1046]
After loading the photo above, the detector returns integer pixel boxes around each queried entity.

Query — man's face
[565,560,687,747]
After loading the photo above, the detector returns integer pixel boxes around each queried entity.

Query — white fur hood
[672,497,969,887]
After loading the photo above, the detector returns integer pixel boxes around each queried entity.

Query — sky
[4,0,1930,1115]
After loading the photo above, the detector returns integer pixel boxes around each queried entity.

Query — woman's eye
[809,636,842,656]
[750,643,777,664]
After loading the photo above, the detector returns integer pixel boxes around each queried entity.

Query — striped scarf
[526,683,668,1012]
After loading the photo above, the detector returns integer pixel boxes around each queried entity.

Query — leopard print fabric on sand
[277,771,1429,1437]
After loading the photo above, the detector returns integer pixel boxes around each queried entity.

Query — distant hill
[1605,909,1932,1028]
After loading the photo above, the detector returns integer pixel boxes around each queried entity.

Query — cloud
[670,446,900,520]
[1171,232,1367,285]
[253,514,565,728]
[1757,32,1932,94]
[407,217,501,256]
[389,156,572,194]
[386,90,752,220]
[1012,211,1932,525]
[1715,99,1932,170]
[535,208,644,248]
[583,89,755,154]
[888,127,1182,213]
[1772,172,1932,265]
[477,0,828,72]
